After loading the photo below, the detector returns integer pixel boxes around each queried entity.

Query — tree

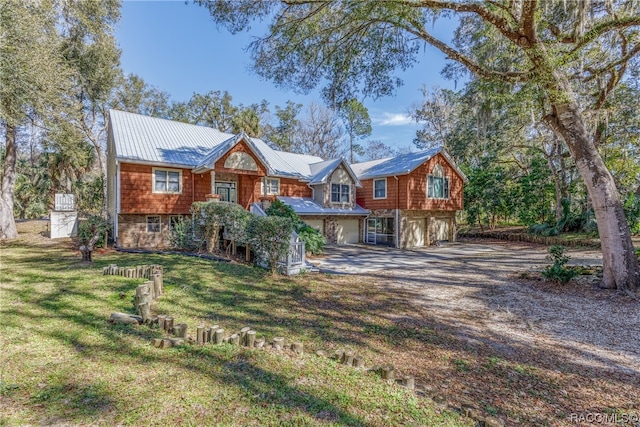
[338,99,371,163]
[268,100,302,151]
[296,102,346,159]
[361,140,397,161]
[1,0,121,238]
[200,0,640,291]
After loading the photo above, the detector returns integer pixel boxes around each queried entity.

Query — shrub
[191,201,251,253]
[266,200,326,254]
[247,216,295,275]
[541,245,578,284]
[169,217,199,251]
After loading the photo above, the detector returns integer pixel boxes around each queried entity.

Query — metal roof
[350,147,468,182]
[308,158,362,187]
[110,110,333,180]
[109,109,233,167]
[278,197,369,216]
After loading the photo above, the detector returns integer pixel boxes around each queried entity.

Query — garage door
[336,219,359,244]
[406,219,425,247]
[304,219,324,234]
[433,218,450,241]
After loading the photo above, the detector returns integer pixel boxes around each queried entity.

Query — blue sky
[115,1,460,150]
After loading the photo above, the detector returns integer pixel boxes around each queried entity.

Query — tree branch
[568,15,640,56]
[399,23,531,82]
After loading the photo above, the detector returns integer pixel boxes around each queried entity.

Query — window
[331,184,350,203]
[373,178,387,199]
[427,164,450,199]
[153,168,181,193]
[147,216,161,233]
[262,177,280,195]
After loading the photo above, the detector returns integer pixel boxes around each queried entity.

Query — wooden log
[353,356,365,369]
[167,337,185,346]
[246,244,251,262]
[255,337,265,349]
[207,325,219,343]
[316,350,327,358]
[273,337,285,350]
[110,264,117,275]
[144,280,155,301]
[151,338,163,348]
[165,317,174,334]
[342,351,354,366]
[160,339,173,349]
[240,327,251,345]
[214,328,225,344]
[291,342,304,355]
[109,312,142,325]
[381,365,395,382]
[333,350,344,361]
[196,325,205,345]
[245,330,256,347]
[157,314,166,331]
[143,265,150,279]
[230,333,240,345]
[402,375,415,390]
[137,302,151,323]
[173,323,187,338]
[102,266,109,275]
[152,274,163,297]
[118,267,125,276]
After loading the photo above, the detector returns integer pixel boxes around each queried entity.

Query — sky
[114,1,461,151]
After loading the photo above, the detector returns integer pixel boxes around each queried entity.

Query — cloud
[375,112,414,126]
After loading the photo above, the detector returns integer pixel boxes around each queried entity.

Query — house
[106,110,368,248]
[351,148,467,248]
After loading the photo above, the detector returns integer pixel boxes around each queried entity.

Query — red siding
[280,178,312,198]
[356,153,464,211]
[120,163,208,214]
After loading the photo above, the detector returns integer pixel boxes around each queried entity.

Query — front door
[215,182,237,203]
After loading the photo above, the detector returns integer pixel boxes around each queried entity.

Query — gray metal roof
[308,158,362,187]
[351,147,468,182]
[278,196,369,216]
[110,110,333,180]
[109,109,233,167]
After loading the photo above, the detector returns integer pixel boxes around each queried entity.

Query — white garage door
[433,218,450,241]
[304,219,324,234]
[336,219,360,244]
[406,219,425,247]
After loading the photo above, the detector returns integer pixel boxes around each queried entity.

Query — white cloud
[375,112,414,126]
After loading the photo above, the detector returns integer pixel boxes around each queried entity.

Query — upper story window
[427,164,450,199]
[153,168,182,194]
[331,183,350,203]
[373,178,387,199]
[262,177,280,195]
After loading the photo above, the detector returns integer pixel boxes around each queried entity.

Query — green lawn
[0,225,468,426]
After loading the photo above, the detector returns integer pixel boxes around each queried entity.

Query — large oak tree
[200,0,640,293]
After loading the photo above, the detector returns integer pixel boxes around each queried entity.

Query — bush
[169,217,199,251]
[266,200,326,254]
[191,201,251,253]
[247,216,295,275]
[541,245,578,284]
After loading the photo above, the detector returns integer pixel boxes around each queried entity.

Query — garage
[406,218,425,247]
[303,219,324,234]
[336,219,360,244]
[433,218,450,241]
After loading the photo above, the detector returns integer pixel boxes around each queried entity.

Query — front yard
[1,220,638,426]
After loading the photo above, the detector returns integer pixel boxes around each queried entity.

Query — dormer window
[331,184,350,203]
[262,177,280,195]
[427,164,449,199]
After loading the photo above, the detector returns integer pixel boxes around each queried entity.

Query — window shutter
[444,177,450,199]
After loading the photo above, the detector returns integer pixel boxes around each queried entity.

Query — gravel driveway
[312,241,640,375]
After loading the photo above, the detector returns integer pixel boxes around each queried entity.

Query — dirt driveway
[312,241,640,424]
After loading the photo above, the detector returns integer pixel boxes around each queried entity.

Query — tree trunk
[545,79,640,291]
[0,123,18,239]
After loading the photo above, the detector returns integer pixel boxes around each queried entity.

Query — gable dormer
[306,158,361,209]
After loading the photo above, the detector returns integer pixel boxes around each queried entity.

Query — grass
[0,222,469,426]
